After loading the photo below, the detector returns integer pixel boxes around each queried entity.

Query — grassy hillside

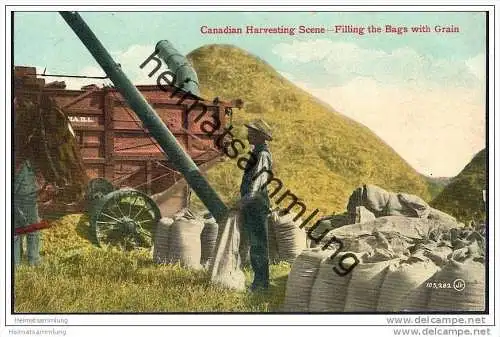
[431,149,486,223]
[423,175,452,199]
[187,44,431,215]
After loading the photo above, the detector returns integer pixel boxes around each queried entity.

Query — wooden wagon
[14,65,238,248]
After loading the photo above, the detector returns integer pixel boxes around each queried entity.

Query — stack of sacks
[152,209,204,270]
[293,220,485,312]
[281,184,483,313]
[299,248,440,312]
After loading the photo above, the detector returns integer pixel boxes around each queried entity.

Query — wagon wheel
[90,188,161,250]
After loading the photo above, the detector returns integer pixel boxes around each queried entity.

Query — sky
[13,11,487,177]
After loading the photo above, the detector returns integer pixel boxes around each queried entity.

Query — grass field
[14,214,291,313]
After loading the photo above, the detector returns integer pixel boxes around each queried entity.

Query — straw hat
[244,119,273,141]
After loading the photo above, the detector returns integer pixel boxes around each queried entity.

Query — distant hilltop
[431,149,486,223]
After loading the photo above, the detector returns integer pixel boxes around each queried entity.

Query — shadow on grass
[244,273,289,312]
[75,214,97,245]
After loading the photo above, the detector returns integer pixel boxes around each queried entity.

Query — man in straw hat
[239,119,273,291]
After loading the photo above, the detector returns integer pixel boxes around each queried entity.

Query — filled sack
[282,248,332,312]
[153,217,174,264]
[271,210,307,264]
[344,257,394,312]
[377,256,440,312]
[167,212,204,270]
[209,210,246,291]
[309,252,359,312]
[427,258,485,312]
[200,217,219,268]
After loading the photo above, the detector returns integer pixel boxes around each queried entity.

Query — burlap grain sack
[424,245,454,267]
[200,218,218,268]
[344,258,394,312]
[341,235,378,255]
[401,282,432,312]
[282,248,332,312]
[377,257,440,312]
[321,214,349,229]
[167,215,204,270]
[349,185,432,219]
[427,258,485,311]
[354,206,376,223]
[209,210,246,291]
[427,207,457,225]
[397,193,431,218]
[363,184,391,216]
[267,211,280,263]
[309,252,359,312]
[272,211,307,263]
[308,218,336,248]
[153,217,174,264]
[384,193,406,216]
[329,216,457,242]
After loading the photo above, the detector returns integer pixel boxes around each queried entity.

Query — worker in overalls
[239,119,273,291]
[13,95,43,266]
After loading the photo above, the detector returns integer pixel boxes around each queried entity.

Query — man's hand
[234,194,255,210]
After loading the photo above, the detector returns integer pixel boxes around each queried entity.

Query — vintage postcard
[3,4,498,335]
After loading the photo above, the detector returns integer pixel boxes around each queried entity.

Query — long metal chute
[59,11,229,223]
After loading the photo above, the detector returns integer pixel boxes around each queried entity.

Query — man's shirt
[240,143,273,201]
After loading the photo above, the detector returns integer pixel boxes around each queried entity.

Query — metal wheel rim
[91,188,160,250]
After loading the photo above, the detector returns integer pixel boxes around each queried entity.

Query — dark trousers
[14,232,41,266]
[241,197,270,288]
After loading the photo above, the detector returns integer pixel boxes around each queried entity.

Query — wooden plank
[66,108,104,115]
[71,125,104,131]
[82,158,106,164]
[112,154,166,161]
[104,90,115,181]
[81,141,101,148]
[146,161,152,195]
[61,87,100,110]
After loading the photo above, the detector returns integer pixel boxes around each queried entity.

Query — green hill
[422,175,452,199]
[186,44,431,215]
[431,149,486,223]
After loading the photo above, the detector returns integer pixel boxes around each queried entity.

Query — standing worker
[239,119,273,291]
